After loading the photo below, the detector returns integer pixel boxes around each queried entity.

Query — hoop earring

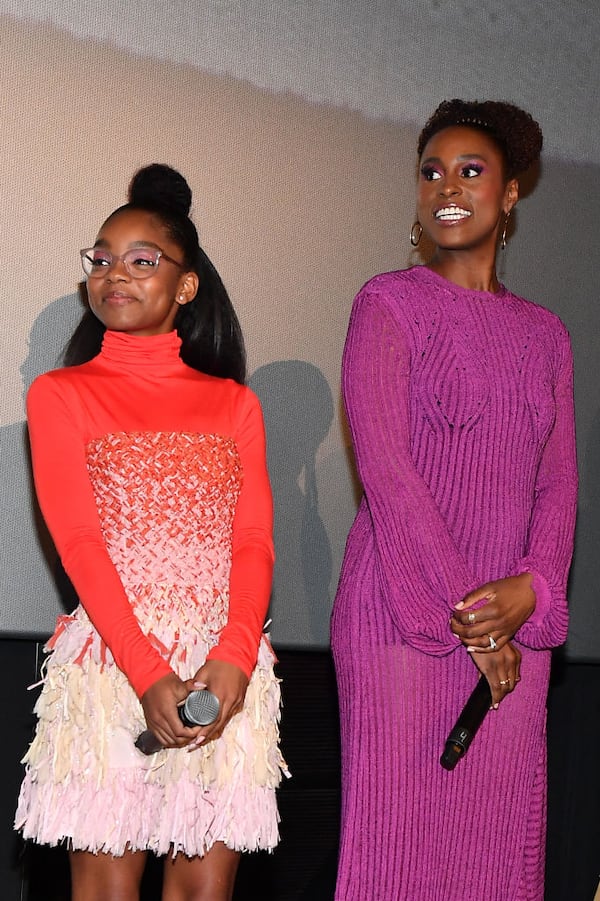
[410,221,423,247]
[500,212,511,250]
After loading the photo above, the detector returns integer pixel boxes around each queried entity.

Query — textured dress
[15,329,286,857]
[331,266,577,901]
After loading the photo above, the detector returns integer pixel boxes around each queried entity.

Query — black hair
[64,164,246,383]
[417,99,543,178]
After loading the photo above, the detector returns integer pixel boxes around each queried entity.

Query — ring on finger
[467,611,476,624]
[499,679,510,686]
[488,634,498,650]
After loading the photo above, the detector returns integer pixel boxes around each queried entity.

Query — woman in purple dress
[331,100,577,900]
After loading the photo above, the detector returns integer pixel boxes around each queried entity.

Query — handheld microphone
[134,689,220,756]
[440,676,492,771]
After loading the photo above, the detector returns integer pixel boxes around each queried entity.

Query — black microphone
[134,689,220,756]
[440,676,492,770]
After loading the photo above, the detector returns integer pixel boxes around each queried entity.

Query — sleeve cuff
[513,564,552,627]
[132,658,174,700]
[206,643,256,680]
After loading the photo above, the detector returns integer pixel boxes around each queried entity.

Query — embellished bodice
[87,431,243,634]
[27,329,273,696]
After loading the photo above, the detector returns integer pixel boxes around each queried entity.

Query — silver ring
[488,635,498,650]
[467,612,476,624]
[499,679,509,686]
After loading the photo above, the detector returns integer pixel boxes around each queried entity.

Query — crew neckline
[412,265,508,299]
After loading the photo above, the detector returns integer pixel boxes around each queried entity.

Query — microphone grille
[182,690,220,726]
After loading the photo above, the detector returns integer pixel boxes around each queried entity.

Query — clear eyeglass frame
[80,246,184,279]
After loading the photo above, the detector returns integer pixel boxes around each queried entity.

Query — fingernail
[466,646,477,653]
[454,601,464,609]
[186,735,206,751]
[193,682,207,689]
[493,703,499,710]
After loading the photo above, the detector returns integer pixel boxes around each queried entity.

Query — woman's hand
[184,659,249,749]
[140,671,201,749]
[470,641,522,708]
[451,573,535,652]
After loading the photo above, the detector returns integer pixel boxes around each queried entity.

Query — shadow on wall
[249,361,334,648]
[0,292,85,637]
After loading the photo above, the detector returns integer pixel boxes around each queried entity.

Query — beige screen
[0,4,598,660]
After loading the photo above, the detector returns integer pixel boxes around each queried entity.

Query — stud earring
[410,221,423,247]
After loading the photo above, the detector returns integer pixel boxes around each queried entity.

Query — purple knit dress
[331,266,577,901]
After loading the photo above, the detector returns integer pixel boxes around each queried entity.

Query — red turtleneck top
[26,330,274,699]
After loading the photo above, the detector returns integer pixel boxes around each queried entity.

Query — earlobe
[176,272,199,306]
[504,178,519,215]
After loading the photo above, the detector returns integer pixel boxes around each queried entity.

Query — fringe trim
[16,628,287,856]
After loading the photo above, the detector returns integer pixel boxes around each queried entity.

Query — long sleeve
[206,390,274,677]
[332,268,575,901]
[27,375,172,699]
[342,286,478,654]
[512,324,578,648]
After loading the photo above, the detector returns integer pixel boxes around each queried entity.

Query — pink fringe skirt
[15,601,287,858]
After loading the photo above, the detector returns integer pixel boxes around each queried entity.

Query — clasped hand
[450,573,535,706]
[451,573,535,651]
[140,659,249,751]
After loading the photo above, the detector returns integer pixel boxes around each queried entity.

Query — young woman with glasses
[331,100,577,900]
[16,164,287,900]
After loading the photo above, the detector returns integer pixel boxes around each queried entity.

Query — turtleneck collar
[98,330,183,372]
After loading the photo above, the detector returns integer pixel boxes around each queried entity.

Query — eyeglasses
[80,246,184,279]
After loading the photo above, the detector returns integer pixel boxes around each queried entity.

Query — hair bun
[417,99,543,177]
[128,164,192,217]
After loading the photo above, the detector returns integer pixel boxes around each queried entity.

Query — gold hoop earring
[410,221,423,247]
[500,212,511,250]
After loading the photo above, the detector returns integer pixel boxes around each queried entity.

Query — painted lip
[433,204,472,223]
[102,291,138,305]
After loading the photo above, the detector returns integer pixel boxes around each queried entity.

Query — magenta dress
[331,266,577,900]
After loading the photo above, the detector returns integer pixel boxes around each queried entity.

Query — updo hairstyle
[417,99,543,178]
[65,164,246,383]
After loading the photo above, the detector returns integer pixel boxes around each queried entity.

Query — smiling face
[85,207,198,337]
[416,125,518,256]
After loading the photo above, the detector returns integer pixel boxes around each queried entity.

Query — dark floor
[2,643,340,901]
[2,641,599,900]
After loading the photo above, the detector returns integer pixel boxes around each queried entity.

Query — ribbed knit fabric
[331,266,577,900]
